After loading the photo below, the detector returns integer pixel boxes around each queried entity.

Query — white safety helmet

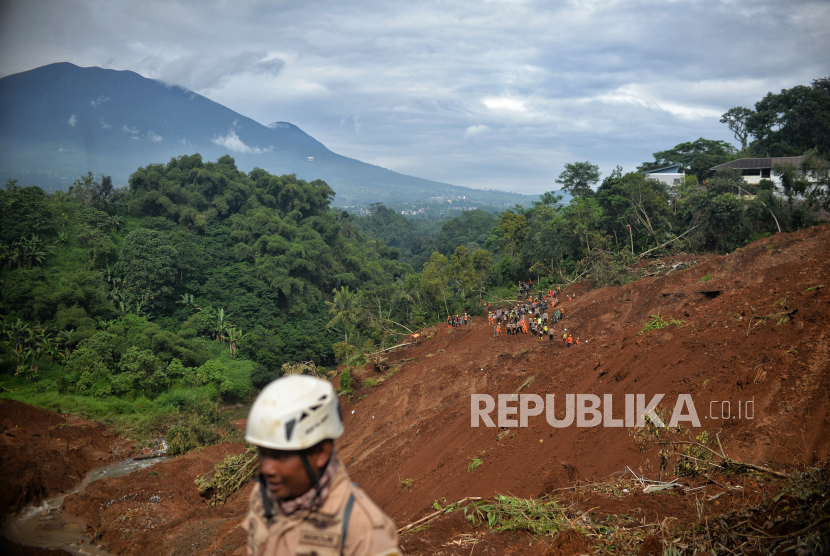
[246,375,344,450]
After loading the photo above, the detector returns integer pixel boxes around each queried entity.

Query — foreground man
[243,375,401,556]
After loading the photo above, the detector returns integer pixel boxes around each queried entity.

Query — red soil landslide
[5,223,830,555]
[0,399,131,514]
[339,223,830,526]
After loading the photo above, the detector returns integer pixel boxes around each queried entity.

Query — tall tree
[420,252,451,318]
[746,77,830,157]
[325,286,362,343]
[720,107,753,152]
[555,161,601,198]
[120,229,177,308]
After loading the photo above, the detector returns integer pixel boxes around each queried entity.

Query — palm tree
[325,286,362,343]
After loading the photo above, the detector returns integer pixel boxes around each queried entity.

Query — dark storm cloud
[1,0,828,194]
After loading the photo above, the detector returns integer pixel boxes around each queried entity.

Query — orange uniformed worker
[567,334,574,347]
[243,375,401,556]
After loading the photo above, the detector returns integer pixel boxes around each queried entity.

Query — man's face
[257,442,332,500]
[257,448,312,500]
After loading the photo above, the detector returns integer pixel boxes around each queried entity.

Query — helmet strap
[299,452,323,507]
[257,472,274,519]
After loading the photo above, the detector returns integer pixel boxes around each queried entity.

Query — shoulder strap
[340,493,356,556]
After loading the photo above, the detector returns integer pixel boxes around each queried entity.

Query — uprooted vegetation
[404,463,830,555]
[195,443,258,506]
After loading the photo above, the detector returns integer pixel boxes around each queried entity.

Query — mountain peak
[0,63,535,207]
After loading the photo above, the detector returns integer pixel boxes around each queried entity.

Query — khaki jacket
[243,463,401,556]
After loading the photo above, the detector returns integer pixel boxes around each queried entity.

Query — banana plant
[58,328,75,355]
[225,325,245,358]
[177,293,202,311]
[214,308,231,343]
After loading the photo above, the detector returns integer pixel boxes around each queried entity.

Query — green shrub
[338,368,352,395]
[251,362,279,389]
[167,416,222,455]
[639,313,685,335]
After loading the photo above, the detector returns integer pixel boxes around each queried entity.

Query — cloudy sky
[1,0,828,194]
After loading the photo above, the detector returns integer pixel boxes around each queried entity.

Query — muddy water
[2,456,170,556]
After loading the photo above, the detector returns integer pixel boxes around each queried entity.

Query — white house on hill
[641,163,685,186]
[710,156,807,187]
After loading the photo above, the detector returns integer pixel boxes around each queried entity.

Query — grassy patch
[385,365,401,379]
[0,377,237,452]
[699,272,713,282]
[400,477,414,490]
[468,457,483,473]
[364,377,382,387]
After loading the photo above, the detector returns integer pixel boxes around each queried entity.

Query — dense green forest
[1,77,828,452]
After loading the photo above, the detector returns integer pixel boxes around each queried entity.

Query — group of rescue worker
[447,312,471,327]
[487,283,580,346]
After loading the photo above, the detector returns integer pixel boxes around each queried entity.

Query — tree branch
[734,184,782,233]
[637,224,700,259]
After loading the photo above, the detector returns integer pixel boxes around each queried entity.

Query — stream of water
[3,404,245,554]
[2,456,170,555]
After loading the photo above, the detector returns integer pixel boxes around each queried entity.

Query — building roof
[642,163,684,174]
[711,156,803,171]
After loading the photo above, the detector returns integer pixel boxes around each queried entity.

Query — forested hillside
[0,154,413,449]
